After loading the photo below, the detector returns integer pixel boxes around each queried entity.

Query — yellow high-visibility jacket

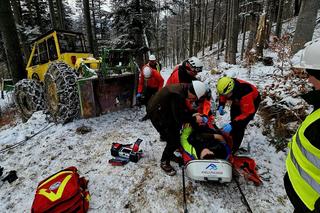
[286,108,320,211]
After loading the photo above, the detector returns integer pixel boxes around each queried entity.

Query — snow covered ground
[2,17,320,213]
[0,65,294,213]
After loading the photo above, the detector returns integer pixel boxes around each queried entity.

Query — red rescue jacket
[219,78,260,126]
[166,64,213,123]
[138,64,164,93]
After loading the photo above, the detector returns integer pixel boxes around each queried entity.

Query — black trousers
[148,107,180,162]
[142,87,158,106]
[284,173,317,213]
[230,94,261,152]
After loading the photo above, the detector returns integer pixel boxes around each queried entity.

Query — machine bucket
[77,74,135,118]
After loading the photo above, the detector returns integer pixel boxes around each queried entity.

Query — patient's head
[200,143,229,160]
[200,148,215,159]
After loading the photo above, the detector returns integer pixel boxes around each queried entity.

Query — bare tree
[48,0,58,29]
[0,0,25,82]
[291,0,320,54]
[91,0,98,56]
[294,0,301,16]
[11,0,30,63]
[83,0,95,55]
[209,0,216,51]
[225,0,239,64]
[202,0,209,56]
[180,0,186,60]
[56,0,65,29]
[275,0,284,38]
[189,0,195,57]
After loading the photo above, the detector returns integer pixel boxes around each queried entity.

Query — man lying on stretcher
[180,123,232,164]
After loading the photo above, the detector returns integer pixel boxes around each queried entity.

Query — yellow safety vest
[286,108,320,211]
[180,125,198,159]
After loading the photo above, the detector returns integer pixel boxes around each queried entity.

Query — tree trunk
[225,0,239,64]
[11,0,29,64]
[11,0,22,21]
[294,0,301,16]
[91,0,98,56]
[275,0,284,38]
[291,0,320,54]
[255,13,267,58]
[189,0,195,57]
[34,0,45,33]
[209,0,216,51]
[246,14,258,53]
[195,0,202,54]
[155,0,161,60]
[265,0,274,47]
[240,14,247,60]
[175,14,179,64]
[202,0,208,56]
[217,0,221,60]
[181,0,186,60]
[48,0,58,29]
[0,0,25,82]
[83,0,94,54]
[224,0,230,61]
[56,0,65,29]
[25,0,35,26]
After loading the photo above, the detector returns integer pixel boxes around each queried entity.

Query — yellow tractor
[14,30,139,123]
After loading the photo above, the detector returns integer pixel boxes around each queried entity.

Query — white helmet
[149,55,156,61]
[192,80,206,99]
[294,39,320,70]
[188,56,204,72]
[143,67,152,79]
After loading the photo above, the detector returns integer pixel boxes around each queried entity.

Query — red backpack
[31,166,90,213]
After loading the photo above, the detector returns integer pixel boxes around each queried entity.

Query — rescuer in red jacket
[166,57,214,128]
[216,77,261,153]
[136,58,164,120]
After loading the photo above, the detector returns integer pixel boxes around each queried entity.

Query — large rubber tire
[44,62,79,123]
[14,79,45,122]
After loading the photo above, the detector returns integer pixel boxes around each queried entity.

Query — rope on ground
[233,168,254,213]
[0,123,55,154]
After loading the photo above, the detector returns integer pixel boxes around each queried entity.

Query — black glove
[2,170,18,183]
[205,88,212,100]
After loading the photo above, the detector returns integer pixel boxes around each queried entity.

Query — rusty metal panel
[77,79,97,118]
[78,74,135,118]
[93,74,135,114]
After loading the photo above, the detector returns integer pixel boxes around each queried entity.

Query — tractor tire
[44,62,79,123]
[14,79,45,122]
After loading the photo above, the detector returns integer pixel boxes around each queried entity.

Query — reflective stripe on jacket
[286,108,320,211]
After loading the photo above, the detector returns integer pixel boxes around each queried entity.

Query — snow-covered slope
[2,16,320,213]
[0,65,293,213]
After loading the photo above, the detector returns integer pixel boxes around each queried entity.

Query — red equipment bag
[230,156,263,186]
[31,166,90,213]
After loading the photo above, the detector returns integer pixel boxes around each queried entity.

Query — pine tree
[110,0,157,49]
[0,0,26,82]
